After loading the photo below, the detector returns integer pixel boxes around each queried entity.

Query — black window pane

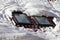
[35,17,50,24]
[15,14,31,24]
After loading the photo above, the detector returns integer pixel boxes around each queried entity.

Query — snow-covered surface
[0,0,60,40]
[50,0,60,11]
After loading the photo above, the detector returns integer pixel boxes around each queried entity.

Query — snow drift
[0,0,60,40]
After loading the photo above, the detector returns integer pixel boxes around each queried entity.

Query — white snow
[0,0,60,40]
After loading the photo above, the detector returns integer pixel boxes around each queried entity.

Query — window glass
[15,14,31,23]
[35,17,50,24]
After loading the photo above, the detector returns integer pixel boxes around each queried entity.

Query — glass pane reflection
[35,17,50,24]
[15,14,31,24]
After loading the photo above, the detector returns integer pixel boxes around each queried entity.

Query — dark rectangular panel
[35,17,50,25]
[33,17,54,27]
[14,14,31,24]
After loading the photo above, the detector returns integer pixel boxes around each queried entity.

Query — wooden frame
[12,11,56,29]
[32,16,56,28]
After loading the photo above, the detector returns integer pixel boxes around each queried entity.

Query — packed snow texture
[0,0,60,40]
